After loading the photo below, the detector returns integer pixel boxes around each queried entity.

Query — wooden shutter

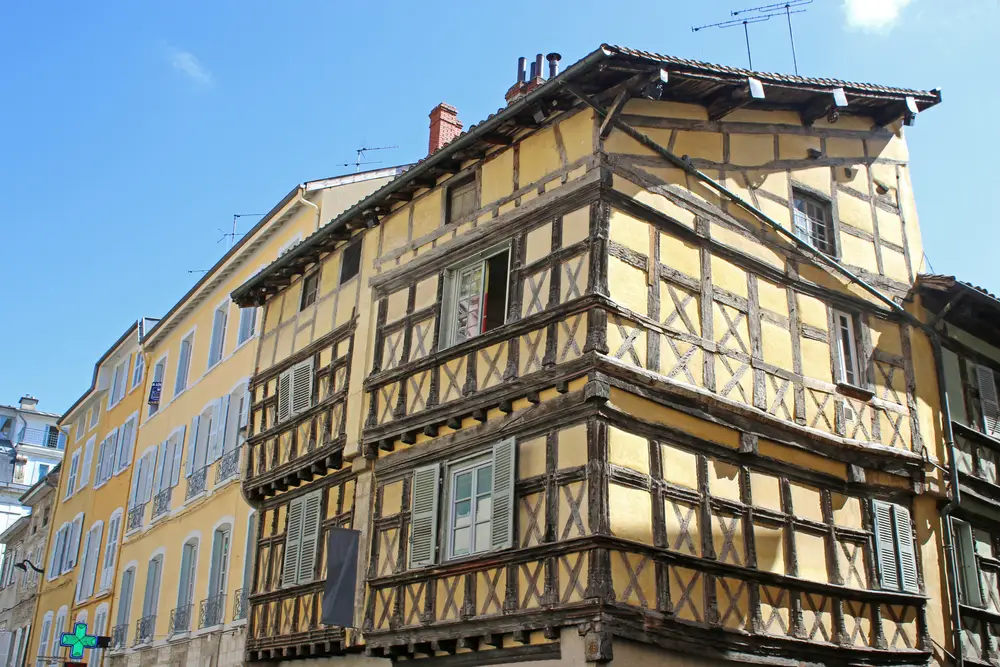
[277,371,291,423]
[142,452,155,503]
[67,516,84,571]
[152,441,168,493]
[239,388,251,429]
[85,524,102,598]
[954,519,984,606]
[893,504,919,593]
[977,364,1000,437]
[491,438,516,551]
[291,359,314,417]
[297,491,323,584]
[872,500,899,591]
[94,440,106,487]
[186,416,201,477]
[409,464,440,567]
[117,569,134,625]
[38,617,51,658]
[171,426,185,487]
[282,497,304,587]
[101,514,120,592]
[75,530,92,600]
[209,396,230,463]
[79,438,94,491]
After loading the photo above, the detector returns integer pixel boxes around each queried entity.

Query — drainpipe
[296,188,321,232]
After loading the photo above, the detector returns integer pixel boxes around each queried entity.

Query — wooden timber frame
[234,44,942,666]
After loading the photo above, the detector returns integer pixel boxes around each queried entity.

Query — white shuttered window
[282,490,322,587]
[278,359,314,423]
[976,364,1000,438]
[954,519,984,607]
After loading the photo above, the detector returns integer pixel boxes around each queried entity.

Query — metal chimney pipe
[534,54,544,80]
[546,53,561,78]
[529,60,537,80]
[517,57,527,84]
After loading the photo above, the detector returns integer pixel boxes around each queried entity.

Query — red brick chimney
[428,103,463,155]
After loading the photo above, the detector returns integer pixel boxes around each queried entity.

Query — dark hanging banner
[322,528,360,628]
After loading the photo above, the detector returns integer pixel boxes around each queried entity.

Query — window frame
[953,518,985,607]
[832,309,861,387]
[108,357,129,409]
[791,187,836,256]
[445,454,494,560]
[65,451,80,499]
[148,354,168,418]
[299,272,320,311]
[130,352,145,393]
[174,330,195,395]
[871,499,919,593]
[439,242,512,350]
[207,302,229,369]
[340,238,362,285]
[445,175,477,226]
[236,307,259,346]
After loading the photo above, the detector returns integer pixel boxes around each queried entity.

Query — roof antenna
[732,0,812,75]
[347,146,398,172]
[218,213,265,248]
[692,0,810,72]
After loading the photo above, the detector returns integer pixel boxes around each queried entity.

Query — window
[78,437,95,492]
[36,611,52,667]
[76,418,85,442]
[0,416,10,437]
[149,357,166,416]
[409,438,514,567]
[954,519,984,607]
[208,526,231,614]
[208,305,228,368]
[153,430,184,502]
[277,234,302,258]
[188,395,231,479]
[37,463,50,482]
[237,307,258,345]
[441,245,510,348]
[282,491,322,587]
[792,190,834,254]
[175,334,194,394]
[116,567,135,633]
[131,352,145,391]
[872,500,918,593]
[277,359,313,423]
[300,273,319,311]
[116,414,138,472]
[63,514,84,575]
[340,240,362,285]
[832,310,860,386]
[65,452,80,499]
[141,555,162,627]
[88,407,99,431]
[109,357,128,408]
[975,363,1000,439]
[128,449,156,510]
[94,430,118,488]
[176,539,198,628]
[99,511,122,593]
[53,607,67,658]
[446,177,476,225]
[92,604,108,666]
[243,511,257,595]
[75,521,103,603]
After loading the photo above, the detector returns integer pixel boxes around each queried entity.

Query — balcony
[111,624,128,651]
[186,466,207,501]
[200,593,226,628]
[126,503,146,533]
[215,447,241,485]
[16,427,60,448]
[151,488,172,519]
[168,604,193,635]
[133,614,155,646]
[233,588,248,622]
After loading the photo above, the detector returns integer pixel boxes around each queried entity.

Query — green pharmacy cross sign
[59,623,99,659]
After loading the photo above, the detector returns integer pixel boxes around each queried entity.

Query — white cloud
[167,48,213,86]
[843,0,913,31]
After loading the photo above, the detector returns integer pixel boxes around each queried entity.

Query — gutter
[231,46,614,306]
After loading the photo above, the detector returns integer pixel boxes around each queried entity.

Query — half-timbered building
[232,45,947,666]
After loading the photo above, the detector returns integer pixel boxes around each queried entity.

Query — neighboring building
[913,275,1000,667]
[0,466,59,667]
[233,45,948,667]
[26,319,155,667]
[107,167,404,667]
[0,397,64,540]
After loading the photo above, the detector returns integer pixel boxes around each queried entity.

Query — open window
[300,272,319,311]
[872,500,918,593]
[832,309,861,387]
[953,519,984,607]
[440,244,510,349]
[340,239,362,285]
[792,189,835,255]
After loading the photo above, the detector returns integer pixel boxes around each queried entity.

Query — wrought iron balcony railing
[126,503,146,532]
[111,624,128,651]
[186,466,208,500]
[233,588,248,621]
[200,593,226,628]
[168,604,193,635]
[215,447,241,485]
[133,614,156,646]
[151,487,172,519]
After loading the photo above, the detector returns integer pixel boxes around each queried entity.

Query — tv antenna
[218,213,265,248]
[347,145,397,172]
[732,0,812,75]
[692,0,810,72]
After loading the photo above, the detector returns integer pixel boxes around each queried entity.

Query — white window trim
[235,306,260,349]
[107,357,129,411]
[99,508,124,594]
[88,405,100,431]
[445,454,493,561]
[115,411,140,475]
[174,327,198,398]
[145,352,170,422]
[65,451,81,500]
[207,298,230,371]
[832,309,860,386]
[439,243,511,350]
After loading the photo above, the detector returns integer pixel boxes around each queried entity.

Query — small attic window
[340,240,362,285]
[446,177,476,225]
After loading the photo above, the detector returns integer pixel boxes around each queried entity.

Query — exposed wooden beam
[480,133,513,146]
[706,77,765,122]
[800,87,849,126]
[599,88,632,140]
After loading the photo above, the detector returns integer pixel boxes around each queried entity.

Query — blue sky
[0,0,995,414]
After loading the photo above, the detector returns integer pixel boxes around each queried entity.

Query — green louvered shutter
[894,504,919,593]
[873,500,899,591]
[409,464,440,568]
[490,438,516,552]
[954,519,984,606]
[297,491,323,584]
[977,364,1000,438]
[282,497,304,587]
